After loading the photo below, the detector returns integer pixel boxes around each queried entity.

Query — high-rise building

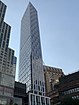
[19,2,45,95]
[19,2,50,105]
[0,1,17,104]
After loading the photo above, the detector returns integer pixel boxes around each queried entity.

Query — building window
[41,97,45,105]
[63,87,79,95]
[2,41,5,48]
[46,98,49,105]
[36,96,40,105]
[31,95,35,105]
[38,86,40,91]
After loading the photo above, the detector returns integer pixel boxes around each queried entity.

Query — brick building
[44,65,63,93]
[44,65,64,105]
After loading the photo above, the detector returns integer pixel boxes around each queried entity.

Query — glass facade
[19,2,45,95]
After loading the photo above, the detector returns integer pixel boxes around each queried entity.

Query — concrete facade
[0,1,17,104]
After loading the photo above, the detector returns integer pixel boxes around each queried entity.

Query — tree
[14,104,18,105]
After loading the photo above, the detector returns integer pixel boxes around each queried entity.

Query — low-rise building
[14,81,51,105]
[44,65,64,105]
[14,81,27,105]
[44,65,64,93]
[58,71,79,102]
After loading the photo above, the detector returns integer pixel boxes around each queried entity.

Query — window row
[30,94,50,105]
[62,87,79,95]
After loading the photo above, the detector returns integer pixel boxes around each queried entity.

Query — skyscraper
[19,2,45,95]
[19,2,51,105]
[0,1,17,104]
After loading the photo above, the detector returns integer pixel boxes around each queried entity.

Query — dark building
[14,81,51,105]
[46,89,59,105]
[58,71,79,102]
[14,81,28,105]
[14,81,26,98]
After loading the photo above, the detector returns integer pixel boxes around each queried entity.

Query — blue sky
[2,0,79,81]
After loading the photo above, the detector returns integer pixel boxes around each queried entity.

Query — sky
[1,0,79,81]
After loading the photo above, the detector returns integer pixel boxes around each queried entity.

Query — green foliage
[14,104,18,105]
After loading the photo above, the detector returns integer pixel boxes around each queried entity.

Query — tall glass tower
[19,2,45,95]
